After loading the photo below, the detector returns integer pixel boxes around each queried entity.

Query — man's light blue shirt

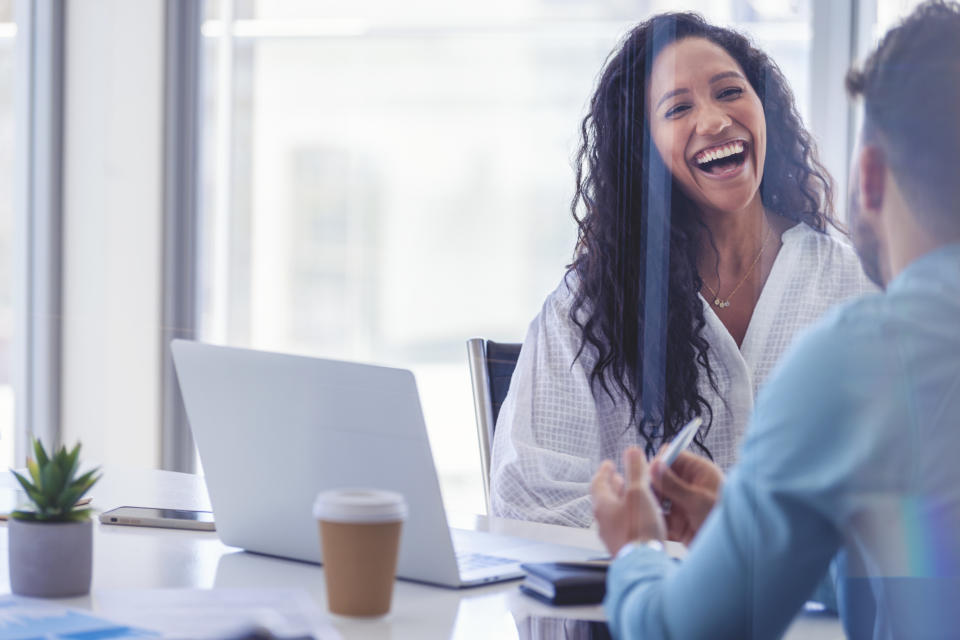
[605,244,960,639]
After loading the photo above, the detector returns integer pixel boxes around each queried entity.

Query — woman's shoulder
[531,269,597,346]
[782,221,878,292]
[542,269,581,315]
[784,222,862,267]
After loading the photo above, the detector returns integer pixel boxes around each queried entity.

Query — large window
[0,0,15,470]
[197,0,813,513]
[0,0,921,478]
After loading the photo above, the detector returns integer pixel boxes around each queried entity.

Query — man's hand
[591,447,666,555]
[650,450,724,546]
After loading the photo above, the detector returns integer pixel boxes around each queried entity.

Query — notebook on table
[519,561,609,605]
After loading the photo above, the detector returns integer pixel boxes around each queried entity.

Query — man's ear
[858,145,886,211]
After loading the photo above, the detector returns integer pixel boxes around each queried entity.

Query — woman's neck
[697,198,771,275]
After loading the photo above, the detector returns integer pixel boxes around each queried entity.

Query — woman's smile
[690,138,750,180]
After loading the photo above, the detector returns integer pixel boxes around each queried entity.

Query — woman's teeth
[695,141,745,165]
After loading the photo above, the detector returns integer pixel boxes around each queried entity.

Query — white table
[0,467,843,639]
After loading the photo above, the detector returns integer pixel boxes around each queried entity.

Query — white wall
[61,0,165,467]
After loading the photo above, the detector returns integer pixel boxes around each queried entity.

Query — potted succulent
[8,438,100,597]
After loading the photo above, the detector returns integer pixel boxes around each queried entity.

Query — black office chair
[466,338,522,511]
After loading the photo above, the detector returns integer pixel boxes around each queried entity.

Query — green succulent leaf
[33,439,50,468]
[57,485,85,511]
[11,468,34,493]
[11,469,44,507]
[11,507,93,523]
[62,444,81,485]
[41,462,64,505]
[26,457,41,487]
[63,508,93,522]
[72,468,100,493]
[59,471,100,511]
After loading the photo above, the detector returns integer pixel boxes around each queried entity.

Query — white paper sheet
[93,588,341,640]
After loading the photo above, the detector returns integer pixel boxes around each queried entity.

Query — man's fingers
[651,459,696,503]
[671,451,707,477]
[590,460,617,500]
[611,472,625,496]
[664,515,687,542]
[623,446,649,488]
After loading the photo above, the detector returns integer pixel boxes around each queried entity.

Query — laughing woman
[490,13,875,526]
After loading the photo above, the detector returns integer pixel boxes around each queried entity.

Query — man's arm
[600,315,864,639]
[606,463,841,638]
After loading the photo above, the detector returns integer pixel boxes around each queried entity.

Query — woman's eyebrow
[710,71,745,83]
[656,88,689,110]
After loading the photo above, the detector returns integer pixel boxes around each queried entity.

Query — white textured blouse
[490,223,877,527]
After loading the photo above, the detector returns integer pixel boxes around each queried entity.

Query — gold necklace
[703,223,772,309]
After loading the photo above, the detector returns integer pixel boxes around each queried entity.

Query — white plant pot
[8,518,93,597]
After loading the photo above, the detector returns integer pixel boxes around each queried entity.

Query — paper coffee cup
[313,489,408,617]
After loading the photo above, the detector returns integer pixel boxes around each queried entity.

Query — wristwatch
[615,539,665,560]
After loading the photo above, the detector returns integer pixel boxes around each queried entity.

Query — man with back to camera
[590,2,960,638]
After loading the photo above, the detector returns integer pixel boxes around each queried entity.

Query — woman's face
[647,37,766,215]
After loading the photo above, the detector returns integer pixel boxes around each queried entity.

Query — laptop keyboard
[456,551,517,574]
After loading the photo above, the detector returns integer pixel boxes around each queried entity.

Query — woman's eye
[718,87,743,100]
[665,104,690,118]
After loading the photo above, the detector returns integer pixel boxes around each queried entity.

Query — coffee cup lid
[313,488,408,523]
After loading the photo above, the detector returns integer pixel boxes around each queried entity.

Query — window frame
[160,0,203,474]
[12,0,65,463]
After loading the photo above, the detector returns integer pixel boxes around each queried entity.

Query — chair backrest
[466,338,522,511]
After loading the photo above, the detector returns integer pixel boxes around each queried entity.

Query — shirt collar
[887,243,960,294]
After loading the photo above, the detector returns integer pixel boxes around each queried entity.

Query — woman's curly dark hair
[569,12,837,457]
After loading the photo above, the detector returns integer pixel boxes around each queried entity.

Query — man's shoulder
[752,292,892,422]
[787,291,889,363]
[818,290,889,333]
[742,292,895,484]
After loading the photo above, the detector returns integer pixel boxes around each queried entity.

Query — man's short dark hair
[846,1,960,233]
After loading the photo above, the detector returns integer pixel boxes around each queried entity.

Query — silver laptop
[170,340,598,587]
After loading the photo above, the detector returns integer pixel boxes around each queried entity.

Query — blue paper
[0,596,158,640]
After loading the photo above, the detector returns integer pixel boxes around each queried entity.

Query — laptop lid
[170,339,462,586]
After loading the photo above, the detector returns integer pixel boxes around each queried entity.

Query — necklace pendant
[722,300,731,308]
[714,298,722,307]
